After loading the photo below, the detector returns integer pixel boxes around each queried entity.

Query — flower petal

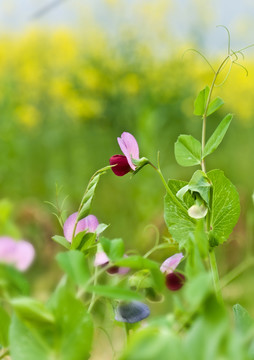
[188,204,208,219]
[160,253,184,274]
[117,132,139,170]
[94,251,109,266]
[107,265,130,275]
[15,241,35,271]
[63,212,99,242]
[80,215,99,233]
[109,155,131,176]
[0,237,35,271]
[166,272,185,291]
[117,266,130,275]
[115,301,150,323]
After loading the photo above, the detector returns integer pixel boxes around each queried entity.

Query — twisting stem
[201,55,230,172]
[209,249,223,303]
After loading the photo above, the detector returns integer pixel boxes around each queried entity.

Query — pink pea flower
[63,212,99,243]
[0,236,35,272]
[109,132,139,176]
[160,253,185,291]
[160,253,184,274]
[94,251,129,275]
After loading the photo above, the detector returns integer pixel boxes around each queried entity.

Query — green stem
[209,249,223,303]
[87,266,98,313]
[124,323,130,341]
[201,55,230,172]
[77,263,111,299]
[144,243,171,258]
[155,167,189,214]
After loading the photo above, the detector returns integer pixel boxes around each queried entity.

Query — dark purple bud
[115,301,150,323]
[166,272,185,291]
[109,155,131,176]
[107,265,119,274]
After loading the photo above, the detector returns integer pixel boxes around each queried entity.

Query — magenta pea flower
[94,251,129,275]
[63,212,99,243]
[0,236,35,272]
[109,132,139,176]
[160,253,185,291]
[109,155,132,176]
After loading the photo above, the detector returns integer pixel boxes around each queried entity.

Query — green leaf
[100,237,125,261]
[0,306,10,347]
[177,170,211,205]
[185,229,207,278]
[48,286,93,360]
[56,251,90,286]
[9,286,94,360]
[207,97,224,116]
[128,270,154,290]
[203,114,233,158]
[183,273,212,312]
[11,297,55,325]
[70,231,96,251]
[174,135,201,167]
[188,170,211,205]
[115,256,164,292]
[121,326,183,360]
[207,170,240,244]
[52,235,71,249]
[233,304,253,332]
[194,86,210,116]
[95,223,109,235]
[0,264,29,296]
[9,315,51,360]
[183,296,229,360]
[86,285,143,301]
[164,179,196,248]
[128,270,163,301]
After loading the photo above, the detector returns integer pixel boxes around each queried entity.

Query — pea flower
[0,236,35,272]
[160,253,185,291]
[109,132,139,176]
[63,212,99,243]
[94,251,129,275]
[115,301,150,323]
[109,155,131,177]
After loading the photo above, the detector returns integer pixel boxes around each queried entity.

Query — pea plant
[1,33,254,360]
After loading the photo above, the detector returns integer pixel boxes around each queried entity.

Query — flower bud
[115,301,150,323]
[165,272,185,291]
